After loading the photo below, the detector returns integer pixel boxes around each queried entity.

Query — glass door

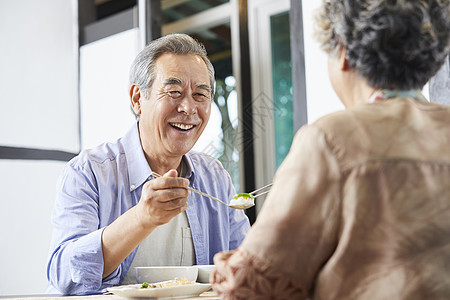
[248,0,292,211]
[270,10,293,169]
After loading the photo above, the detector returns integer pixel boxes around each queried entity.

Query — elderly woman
[211,0,450,299]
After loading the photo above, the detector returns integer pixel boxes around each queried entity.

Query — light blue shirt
[46,123,250,295]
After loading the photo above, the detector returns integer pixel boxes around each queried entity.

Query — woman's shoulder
[312,104,373,132]
[300,107,365,147]
[293,104,389,169]
[309,101,407,140]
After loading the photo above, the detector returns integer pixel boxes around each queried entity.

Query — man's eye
[194,93,210,101]
[168,91,182,98]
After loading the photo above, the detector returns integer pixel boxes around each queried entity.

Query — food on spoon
[229,193,255,208]
[140,278,195,289]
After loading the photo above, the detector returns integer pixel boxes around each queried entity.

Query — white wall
[0,0,79,152]
[80,29,138,150]
[0,160,66,295]
[0,0,78,295]
[302,0,344,124]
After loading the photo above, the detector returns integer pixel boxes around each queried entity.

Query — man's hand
[136,169,190,229]
[101,169,190,278]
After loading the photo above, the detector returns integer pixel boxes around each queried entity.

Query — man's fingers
[141,180,189,203]
[153,187,189,203]
[149,176,189,189]
[163,197,188,211]
[163,169,178,177]
[148,203,187,226]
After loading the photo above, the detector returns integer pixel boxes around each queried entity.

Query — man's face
[133,53,212,159]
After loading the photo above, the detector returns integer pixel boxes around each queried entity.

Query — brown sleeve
[212,125,342,298]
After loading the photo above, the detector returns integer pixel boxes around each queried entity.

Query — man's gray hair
[129,33,215,98]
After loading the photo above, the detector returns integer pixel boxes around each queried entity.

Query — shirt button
[131,184,136,189]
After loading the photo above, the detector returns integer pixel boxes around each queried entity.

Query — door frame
[248,0,290,212]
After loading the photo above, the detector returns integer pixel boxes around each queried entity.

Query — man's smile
[169,122,196,131]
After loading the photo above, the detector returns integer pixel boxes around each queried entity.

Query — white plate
[107,283,212,298]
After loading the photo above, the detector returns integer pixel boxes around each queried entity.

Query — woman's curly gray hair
[314,0,450,90]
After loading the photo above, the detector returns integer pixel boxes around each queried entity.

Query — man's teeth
[171,123,194,130]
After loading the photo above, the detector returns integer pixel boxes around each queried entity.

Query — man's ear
[130,84,142,116]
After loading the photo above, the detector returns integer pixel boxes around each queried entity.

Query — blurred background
[0,0,448,295]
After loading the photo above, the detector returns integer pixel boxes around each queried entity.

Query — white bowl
[135,266,198,283]
[196,265,216,283]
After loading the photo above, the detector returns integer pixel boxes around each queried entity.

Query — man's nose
[177,95,198,115]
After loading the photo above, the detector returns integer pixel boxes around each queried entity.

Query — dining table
[0,291,219,300]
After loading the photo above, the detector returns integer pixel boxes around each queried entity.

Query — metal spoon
[150,172,248,209]
[229,183,273,209]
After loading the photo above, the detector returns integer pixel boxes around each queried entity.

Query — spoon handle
[186,186,229,206]
[150,172,229,206]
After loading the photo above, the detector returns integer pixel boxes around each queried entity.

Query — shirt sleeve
[211,125,342,299]
[46,161,121,295]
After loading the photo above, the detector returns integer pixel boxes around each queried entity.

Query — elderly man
[46,33,250,295]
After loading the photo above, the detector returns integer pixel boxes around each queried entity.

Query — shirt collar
[122,122,152,192]
[182,153,194,180]
[369,88,428,103]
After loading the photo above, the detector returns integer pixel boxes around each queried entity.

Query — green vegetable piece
[233,193,253,199]
[141,282,149,288]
